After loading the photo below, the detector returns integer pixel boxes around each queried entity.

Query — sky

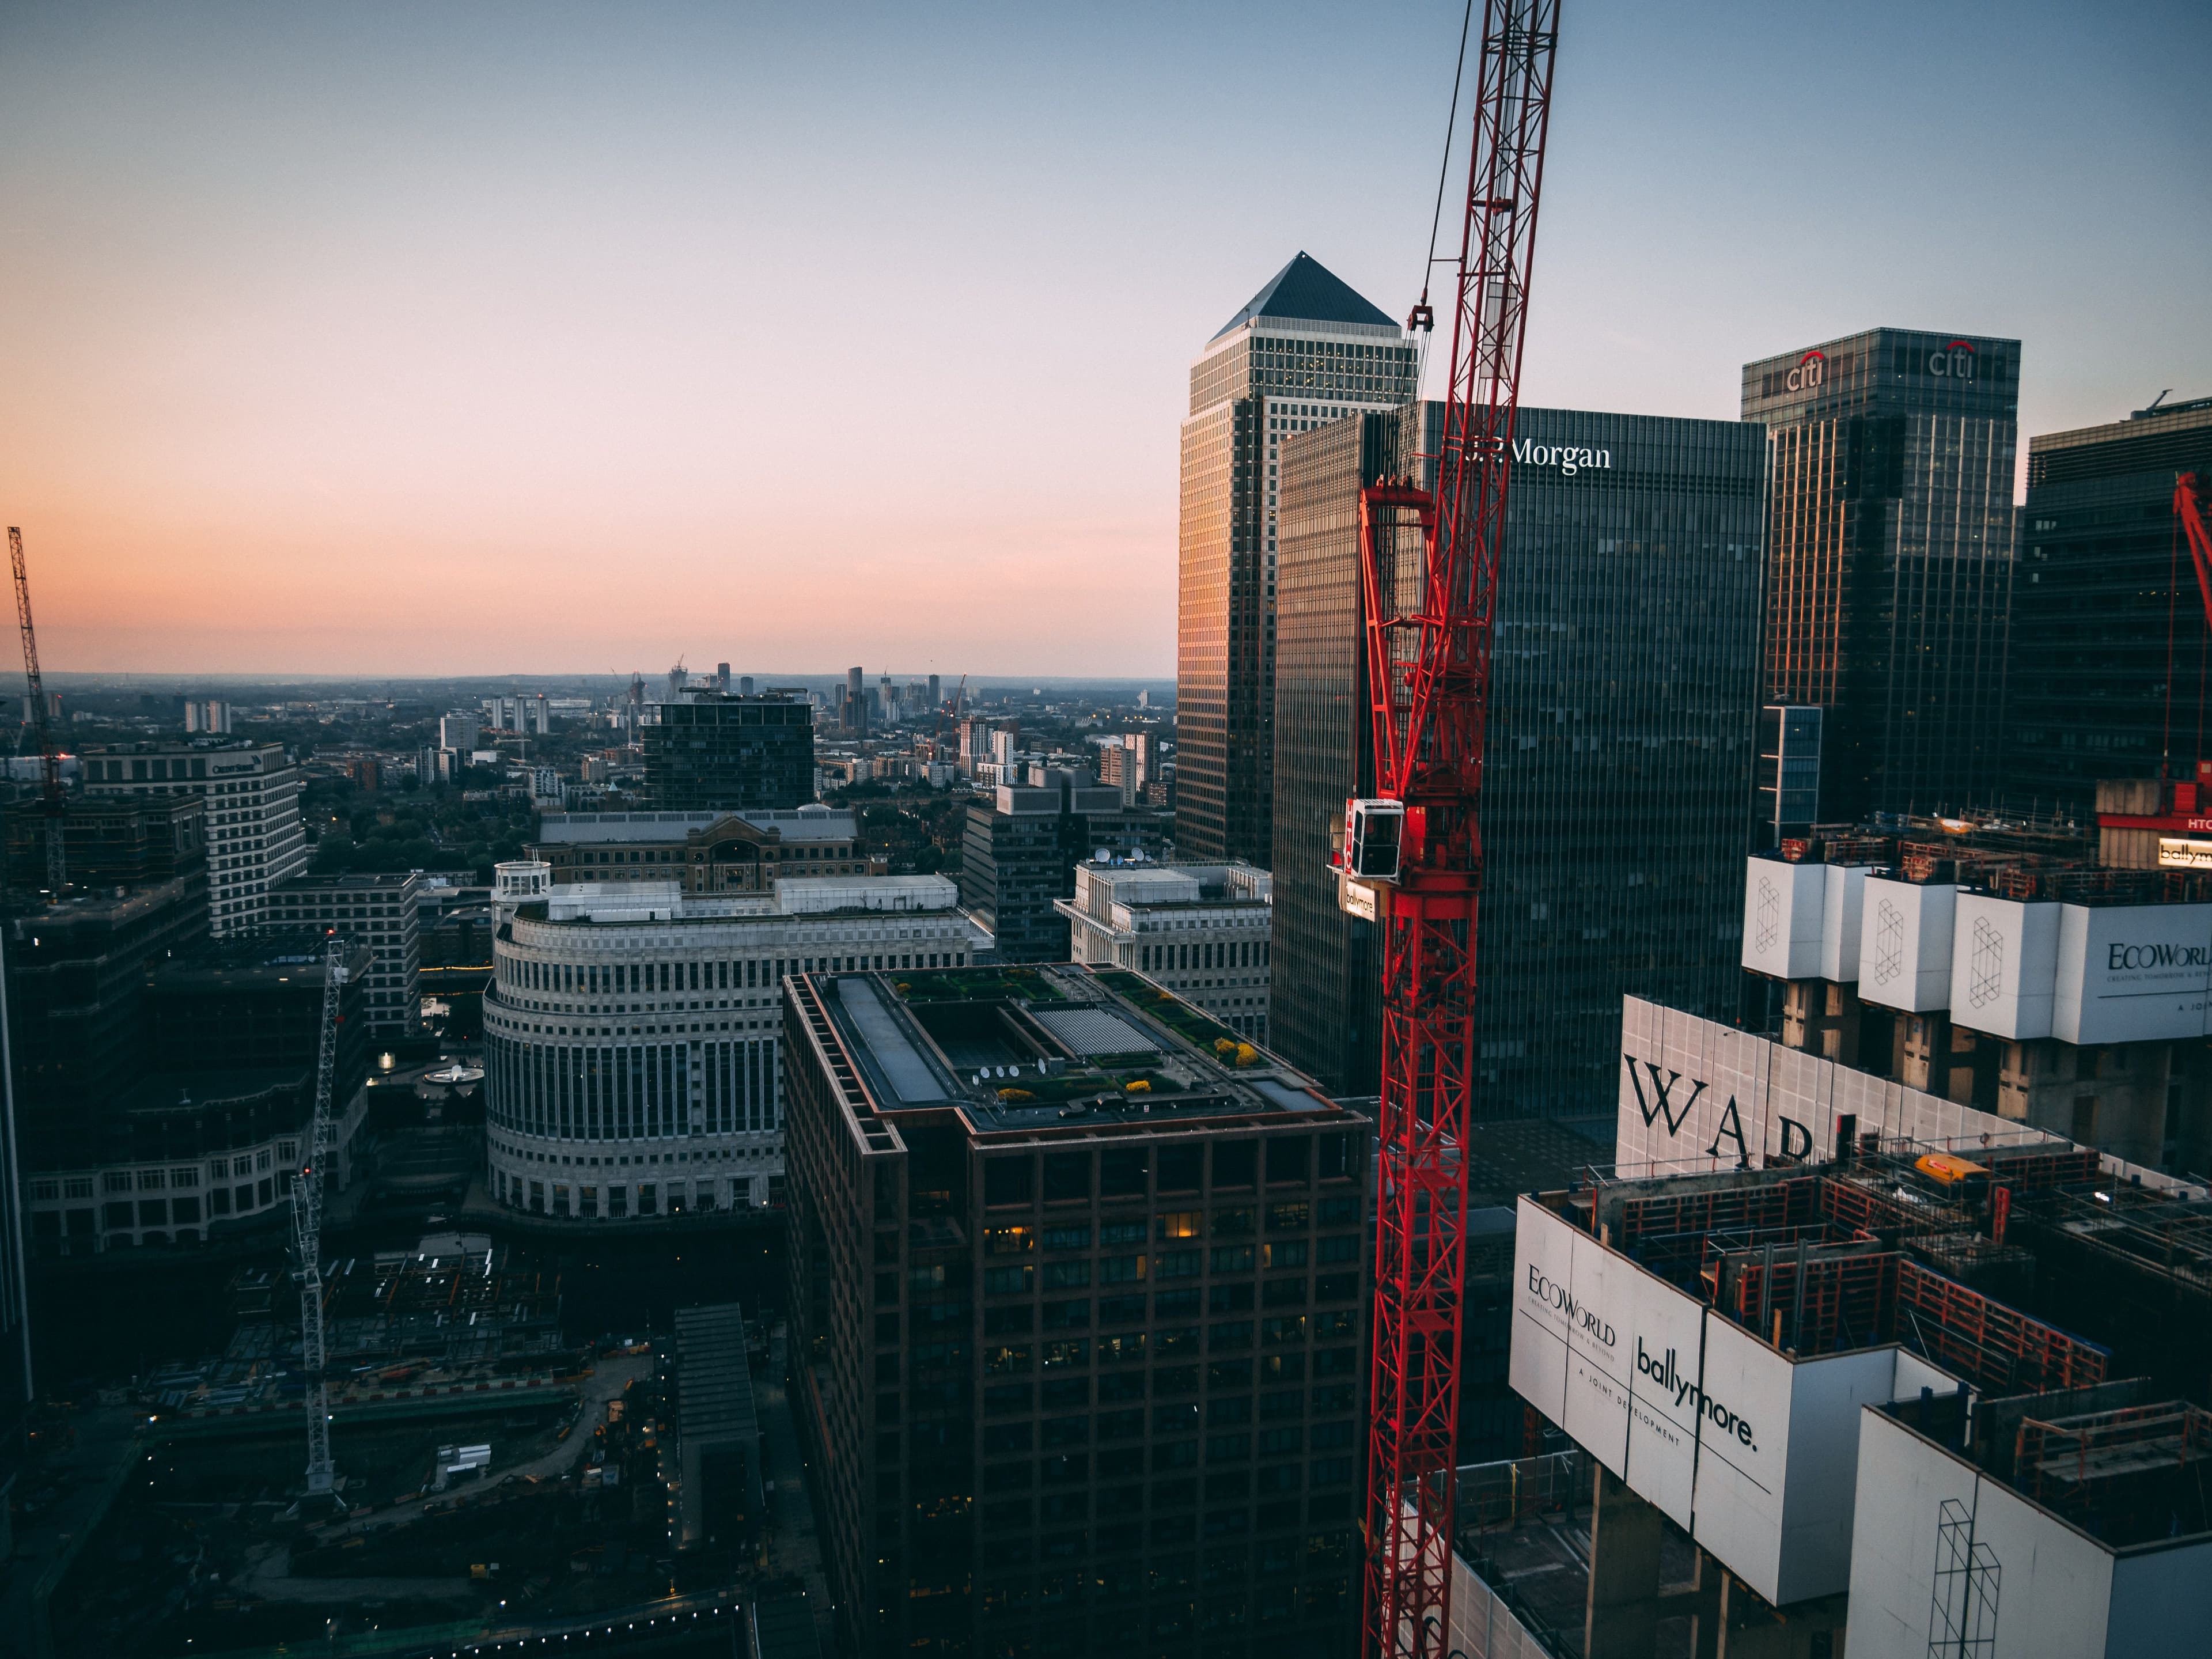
[2,1,2207,680]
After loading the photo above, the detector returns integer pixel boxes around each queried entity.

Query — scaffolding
[1896,1261,2108,1393]
[2013,1402,2212,1544]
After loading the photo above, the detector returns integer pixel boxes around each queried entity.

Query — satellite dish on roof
[1094,848,1111,863]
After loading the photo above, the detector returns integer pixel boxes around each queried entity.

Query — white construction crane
[292,932,349,1505]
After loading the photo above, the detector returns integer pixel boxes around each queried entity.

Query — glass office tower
[1177,254,1416,864]
[1744,329,2020,822]
[1270,405,1766,1123]
[2006,395,2212,816]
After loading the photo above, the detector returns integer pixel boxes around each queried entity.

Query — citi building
[1745,328,2020,826]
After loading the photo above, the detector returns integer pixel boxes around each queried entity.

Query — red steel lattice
[1361,6,1559,1656]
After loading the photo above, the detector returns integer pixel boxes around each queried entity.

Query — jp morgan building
[1270,404,1766,1123]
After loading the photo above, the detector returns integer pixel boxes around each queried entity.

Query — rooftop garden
[896,965,1067,1004]
[1092,968,1251,1058]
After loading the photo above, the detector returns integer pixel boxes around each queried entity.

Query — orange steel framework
[1358,4,1559,1655]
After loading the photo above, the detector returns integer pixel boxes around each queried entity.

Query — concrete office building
[2005,394,2212,816]
[18,932,373,1255]
[1056,861,1272,1043]
[271,871,423,1038]
[440,713,481,753]
[959,778,1167,963]
[3,794,206,899]
[1270,404,1766,1118]
[531,806,876,891]
[782,962,1370,1659]
[82,743,307,937]
[482,863,971,1218]
[642,691,815,812]
[1746,328,2021,824]
[1177,252,1418,864]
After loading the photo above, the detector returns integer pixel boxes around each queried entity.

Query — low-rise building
[482,863,971,1218]
[532,806,878,892]
[1057,860,1273,1043]
[19,933,373,1255]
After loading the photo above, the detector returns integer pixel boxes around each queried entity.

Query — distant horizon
[40,670,1178,690]
[5,1,2206,675]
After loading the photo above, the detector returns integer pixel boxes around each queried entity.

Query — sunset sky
[3,0,2207,678]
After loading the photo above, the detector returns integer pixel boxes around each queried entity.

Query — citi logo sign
[1638,1339,1756,1449]
[1927,339,1976,379]
[1527,1266,1617,1347]
[1785,350,1824,392]
[2109,941,2212,970]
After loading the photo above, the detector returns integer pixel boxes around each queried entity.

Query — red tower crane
[2176,472,2212,631]
[1347,6,1559,1654]
[8,528,66,897]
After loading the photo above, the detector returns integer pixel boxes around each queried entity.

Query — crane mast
[2175,473,2212,633]
[293,932,349,1504]
[7,529,67,896]
[1353,6,1559,1654]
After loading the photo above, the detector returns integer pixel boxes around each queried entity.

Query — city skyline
[2,1,2206,676]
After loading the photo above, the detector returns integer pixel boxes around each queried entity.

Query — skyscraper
[1744,329,2020,823]
[845,665,868,736]
[641,691,816,811]
[81,742,306,936]
[1176,253,1417,864]
[2005,395,2212,815]
[1270,403,1766,1119]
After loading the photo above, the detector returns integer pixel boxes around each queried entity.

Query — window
[1101,1254,1147,1284]
[1318,1234,1359,1264]
[984,1266,1034,1296]
[1157,1249,1202,1279]
[1262,1240,1307,1270]
[1156,1211,1202,1242]
[137,1169,165,1191]
[986,1225,1034,1255]
[1209,1245,1254,1274]
[1100,1221,1146,1247]
[1043,1225,1092,1252]
[1042,1260,1090,1290]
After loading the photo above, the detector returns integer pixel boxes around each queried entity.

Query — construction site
[1484,1123,2212,1658]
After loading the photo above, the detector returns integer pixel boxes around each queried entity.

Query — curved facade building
[484,862,971,1219]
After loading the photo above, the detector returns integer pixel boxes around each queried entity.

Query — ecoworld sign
[1510,1195,1961,1607]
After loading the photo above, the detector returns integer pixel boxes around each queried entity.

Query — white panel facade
[1857,879,1956,1013]
[1743,858,1828,980]
[1512,1198,1947,1607]
[1947,893,2061,1040]
[2052,902,2212,1046]
[1614,998,2202,1198]
[1820,863,1869,982]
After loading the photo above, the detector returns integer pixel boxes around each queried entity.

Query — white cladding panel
[1511,1199,1927,1605]
[1857,880,1956,1013]
[1615,998,2202,1197]
[1948,895,2061,1040]
[1820,864,1869,982]
[2052,902,2212,1045]
[1681,1315,1793,1601]
[1844,1408,1987,1659]
[1956,1463,2116,1658]
[2104,1540,2212,1656]
[1623,1274,1705,1529]
[1773,1348,1904,1605]
[1743,859,1827,980]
